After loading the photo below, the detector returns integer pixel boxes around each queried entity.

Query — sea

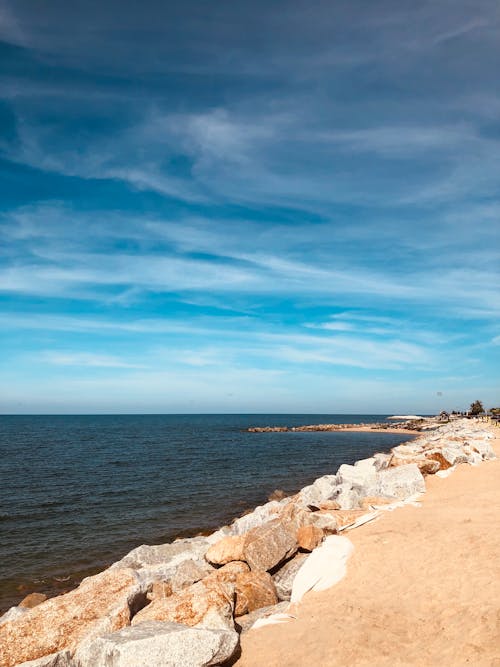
[0,414,416,612]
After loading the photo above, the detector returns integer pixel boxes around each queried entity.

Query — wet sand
[236,427,500,667]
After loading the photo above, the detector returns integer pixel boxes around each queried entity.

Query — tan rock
[234,571,278,616]
[212,561,250,583]
[0,568,140,667]
[18,593,47,609]
[205,535,246,565]
[318,500,341,511]
[170,558,212,592]
[426,451,452,470]
[243,519,297,571]
[391,455,441,475]
[297,525,324,551]
[131,577,235,631]
[147,580,172,601]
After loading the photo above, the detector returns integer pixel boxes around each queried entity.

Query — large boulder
[272,553,308,602]
[170,559,213,594]
[230,501,283,535]
[242,519,297,571]
[0,568,143,667]
[205,536,246,566]
[112,538,210,588]
[76,621,238,667]
[234,571,278,616]
[375,463,425,499]
[131,577,235,632]
[296,525,324,551]
[336,463,378,495]
[330,483,361,510]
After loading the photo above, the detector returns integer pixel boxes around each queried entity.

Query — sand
[235,427,500,667]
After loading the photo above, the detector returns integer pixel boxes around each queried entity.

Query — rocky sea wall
[0,418,496,667]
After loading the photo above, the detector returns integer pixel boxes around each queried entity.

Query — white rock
[331,483,361,510]
[112,538,210,587]
[336,463,378,493]
[290,535,354,604]
[376,463,426,499]
[0,605,29,626]
[76,621,238,667]
[230,501,282,535]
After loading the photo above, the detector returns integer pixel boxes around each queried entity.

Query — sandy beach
[236,426,500,667]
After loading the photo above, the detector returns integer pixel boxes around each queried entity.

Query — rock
[390,455,441,475]
[18,652,74,667]
[296,525,324,551]
[331,483,361,510]
[0,568,142,667]
[296,475,338,509]
[0,606,29,627]
[372,453,392,470]
[272,553,309,602]
[147,581,172,601]
[376,463,425,499]
[230,501,283,535]
[336,463,378,493]
[243,519,297,571]
[211,561,249,583]
[76,620,238,667]
[205,536,246,566]
[235,601,290,633]
[112,538,210,588]
[170,559,213,593]
[426,451,452,470]
[131,577,235,632]
[317,500,340,511]
[309,511,339,533]
[353,457,377,470]
[290,535,354,604]
[234,571,278,616]
[19,593,48,609]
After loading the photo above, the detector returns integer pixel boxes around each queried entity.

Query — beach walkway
[236,428,500,667]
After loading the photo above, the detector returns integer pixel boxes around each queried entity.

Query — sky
[0,0,499,414]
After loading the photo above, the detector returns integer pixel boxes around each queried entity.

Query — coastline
[0,418,497,666]
[236,425,500,667]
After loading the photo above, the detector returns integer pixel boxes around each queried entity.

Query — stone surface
[211,561,250,583]
[76,621,238,667]
[0,568,141,667]
[331,483,361,510]
[296,525,324,551]
[112,538,210,588]
[243,519,297,571]
[390,455,441,475]
[19,652,74,667]
[19,593,48,609]
[336,463,378,493]
[234,571,278,616]
[272,553,309,602]
[376,463,425,499]
[230,501,283,535]
[205,535,246,566]
[170,559,212,593]
[147,581,172,601]
[131,577,235,631]
[309,511,339,533]
[318,500,341,511]
[235,601,290,633]
[0,606,29,627]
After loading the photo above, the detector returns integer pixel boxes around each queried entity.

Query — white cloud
[41,351,145,368]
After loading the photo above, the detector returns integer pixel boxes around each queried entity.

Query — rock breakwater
[0,419,495,667]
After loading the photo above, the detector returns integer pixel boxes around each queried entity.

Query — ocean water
[0,414,415,611]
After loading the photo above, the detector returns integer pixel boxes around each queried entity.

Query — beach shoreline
[1,417,497,667]
[235,424,500,667]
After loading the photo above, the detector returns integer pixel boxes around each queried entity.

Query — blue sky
[0,0,499,414]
